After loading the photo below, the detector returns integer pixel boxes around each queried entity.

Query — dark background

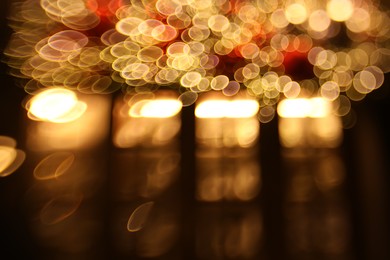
[1,1,390,259]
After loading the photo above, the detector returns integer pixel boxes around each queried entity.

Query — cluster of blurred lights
[4,0,390,123]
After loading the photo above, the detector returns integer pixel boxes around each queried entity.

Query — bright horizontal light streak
[195,100,259,118]
[27,88,86,123]
[129,99,182,118]
[227,100,259,118]
[277,98,331,118]
[194,100,228,118]
[49,101,88,123]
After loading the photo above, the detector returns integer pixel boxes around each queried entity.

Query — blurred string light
[4,0,390,123]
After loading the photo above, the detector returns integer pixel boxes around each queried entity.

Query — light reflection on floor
[2,90,388,259]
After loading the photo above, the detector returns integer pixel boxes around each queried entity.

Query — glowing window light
[277,97,342,148]
[129,99,182,118]
[277,98,331,118]
[194,100,229,118]
[26,94,111,151]
[26,88,87,123]
[227,100,260,118]
[195,100,259,118]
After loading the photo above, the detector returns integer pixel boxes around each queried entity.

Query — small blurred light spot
[327,0,354,22]
[127,201,154,232]
[178,91,198,106]
[40,193,83,225]
[210,75,229,90]
[285,3,308,24]
[309,10,331,32]
[155,0,182,16]
[258,106,275,123]
[33,152,75,180]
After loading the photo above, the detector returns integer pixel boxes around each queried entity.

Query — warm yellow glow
[210,75,229,90]
[195,100,259,118]
[195,96,260,148]
[0,136,17,148]
[309,10,331,32]
[196,157,261,201]
[195,100,228,118]
[208,14,230,32]
[0,146,16,174]
[278,97,342,148]
[277,98,332,118]
[270,9,289,28]
[277,98,311,118]
[40,0,100,30]
[346,8,370,33]
[129,99,182,118]
[321,81,340,101]
[327,0,354,22]
[228,100,260,118]
[114,92,182,148]
[0,136,26,177]
[27,88,87,123]
[26,94,111,151]
[309,97,332,118]
[155,0,182,16]
[285,3,308,24]
[5,0,390,114]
